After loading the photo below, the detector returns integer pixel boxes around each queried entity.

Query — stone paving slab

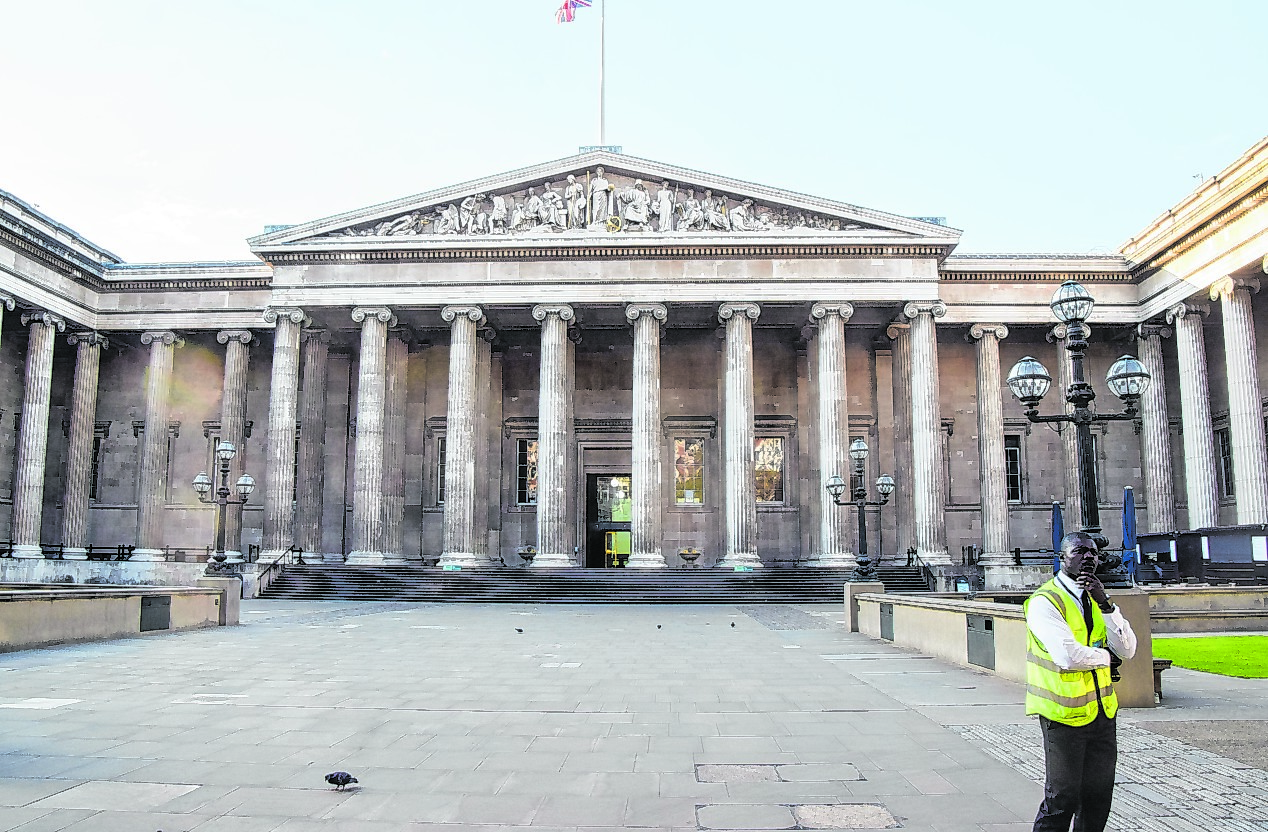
[0,601,1264,830]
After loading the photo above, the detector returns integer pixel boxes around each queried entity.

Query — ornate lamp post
[193,441,256,565]
[1006,281,1150,583]
[826,438,896,581]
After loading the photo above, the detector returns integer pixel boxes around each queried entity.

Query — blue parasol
[1051,501,1064,574]
[1123,486,1138,583]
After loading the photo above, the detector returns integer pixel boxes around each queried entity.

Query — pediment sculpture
[321,167,875,239]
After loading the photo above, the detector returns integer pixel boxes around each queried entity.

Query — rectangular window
[674,438,704,504]
[754,437,785,503]
[516,438,538,505]
[1004,434,1023,503]
[438,437,447,505]
[1216,427,1235,498]
[89,435,103,501]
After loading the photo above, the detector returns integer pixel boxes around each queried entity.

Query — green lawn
[1152,636,1268,678]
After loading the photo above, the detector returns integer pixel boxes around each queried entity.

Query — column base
[223,550,245,564]
[323,552,347,564]
[60,547,88,560]
[716,552,763,569]
[916,548,952,566]
[130,548,165,562]
[438,552,481,568]
[10,545,45,559]
[345,550,386,565]
[531,551,574,568]
[380,552,408,565]
[626,552,667,569]
[807,552,857,568]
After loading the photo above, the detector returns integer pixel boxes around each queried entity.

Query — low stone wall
[1145,586,1268,633]
[855,589,1155,708]
[0,585,228,652]
[0,559,210,587]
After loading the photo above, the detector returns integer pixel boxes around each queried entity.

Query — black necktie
[1081,592,1094,645]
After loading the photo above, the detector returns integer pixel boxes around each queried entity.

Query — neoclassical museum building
[1,139,1266,583]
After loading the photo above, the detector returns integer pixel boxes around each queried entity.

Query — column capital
[885,321,910,340]
[302,328,332,345]
[968,323,1009,341]
[0,293,15,311]
[68,331,109,349]
[1210,276,1261,302]
[718,302,760,323]
[352,306,395,326]
[532,304,575,322]
[216,330,254,346]
[140,330,183,347]
[810,302,854,324]
[1136,323,1173,340]
[21,311,65,331]
[625,303,668,324]
[1046,322,1092,343]
[442,305,486,326]
[902,300,947,320]
[263,307,311,327]
[1165,302,1210,324]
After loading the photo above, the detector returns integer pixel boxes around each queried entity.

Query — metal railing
[257,546,303,595]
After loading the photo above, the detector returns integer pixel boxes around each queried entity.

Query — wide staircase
[260,564,930,604]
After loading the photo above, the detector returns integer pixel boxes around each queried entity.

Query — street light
[193,441,255,565]
[1006,280,1150,583]
[825,438,896,581]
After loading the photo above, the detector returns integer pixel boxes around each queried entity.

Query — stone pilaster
[1211,277,1268,524]
[439,306,484,567]
[1048,324,1085,530]
[533,304,576,567]
[904,301,949,564]
[260,308,309,560]
[717,302,762,568]
[381,327,410,562]
[1136,324,1176,534]
[133,329,183,561]
[0,294,14,344]
[60,331,108,559]
[886,322,914,561]
[970,324,1010,564]
[1165,302,1219,529]
[216,330,253,561]
[10,312,66,558]
[626,303,668,568]
[296,330,331,561]
[809,302,854,567]
[347,306,393,564]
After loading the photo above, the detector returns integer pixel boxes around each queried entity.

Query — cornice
[940,253,1134,283]
[1123,180,1268,275]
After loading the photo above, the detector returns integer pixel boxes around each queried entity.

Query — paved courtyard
[1,601,1266,831]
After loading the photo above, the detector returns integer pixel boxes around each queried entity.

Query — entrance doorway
[585,474,631,567]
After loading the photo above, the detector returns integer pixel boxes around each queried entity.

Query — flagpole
[599,0,606,146]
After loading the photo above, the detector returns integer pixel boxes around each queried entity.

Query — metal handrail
[257,546,303,594]
[909,549,937,591]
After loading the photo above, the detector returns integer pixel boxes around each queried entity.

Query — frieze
[316,167,880,241]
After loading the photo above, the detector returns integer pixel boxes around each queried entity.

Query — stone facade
[1,142,1267,570]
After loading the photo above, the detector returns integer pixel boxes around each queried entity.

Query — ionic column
[216,330,253,561]
[1211,277,1268,524]
[438,306,484,567]
[1165,302,1219,529]
[887,322,914,560]
[533,304,575,567]
[296,330,331,561]
[626,303,668,569]
[133,329,183,561]
[475,329,495,564]
[10,312,66,558]
[717,302,762,568]
[260,308,309,560]
[1048,324,1085,529]
[809,302,854,567]
[1136,324,1176,533]
[60,331,108,559]
[347,306,393,564]
[904,301,950,564]
[381,327,410,562]
[970,324,1011,564]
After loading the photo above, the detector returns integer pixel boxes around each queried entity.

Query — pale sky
[2,0,1263,263]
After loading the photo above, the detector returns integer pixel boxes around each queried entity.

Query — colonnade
[2,282,1266,562]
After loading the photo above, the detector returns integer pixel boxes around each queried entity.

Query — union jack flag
[555,0,591,23]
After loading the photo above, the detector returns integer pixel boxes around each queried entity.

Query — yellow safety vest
[1024,577,1118,725]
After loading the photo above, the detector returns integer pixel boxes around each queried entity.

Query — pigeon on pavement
[325,771,358,790]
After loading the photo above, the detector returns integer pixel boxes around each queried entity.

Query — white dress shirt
[1026,571,1137,671]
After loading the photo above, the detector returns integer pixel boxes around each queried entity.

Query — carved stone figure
[436,204,460,235]
[489,194,508,234]
[618,180,651,230]
[729,199,755,232]
[589,166,612,225]
[703,191,730,232]
[541,182,565,229]
[509,199,527,232]
[525,188,544,228]
[677,189,704,232]
[383,212,420,236]
[564,175,587,229]
[459,195,481,234]
[653,181,675,233]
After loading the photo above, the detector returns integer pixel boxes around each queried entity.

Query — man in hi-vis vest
[1025,532,1137,831]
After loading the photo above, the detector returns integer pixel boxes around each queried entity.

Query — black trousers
[1034,711,1117,832]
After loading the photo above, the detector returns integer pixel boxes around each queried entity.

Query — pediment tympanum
[250,152,959,250]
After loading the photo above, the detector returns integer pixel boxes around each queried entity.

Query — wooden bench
[1153,658,1174,704]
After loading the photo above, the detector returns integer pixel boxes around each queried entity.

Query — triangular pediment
[249,152,960,252]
